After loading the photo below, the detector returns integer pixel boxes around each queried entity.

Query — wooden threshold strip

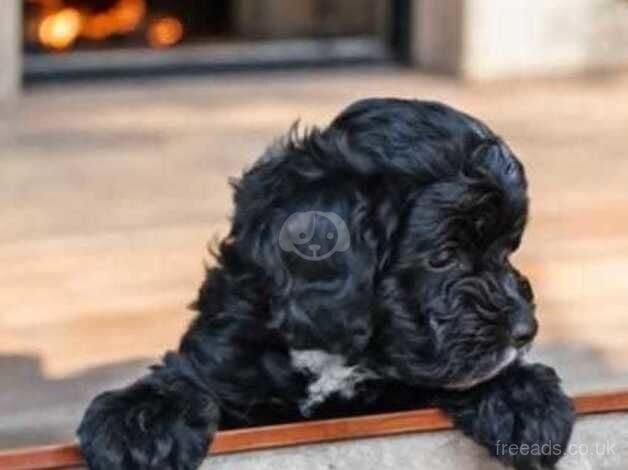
[1,391,627,470]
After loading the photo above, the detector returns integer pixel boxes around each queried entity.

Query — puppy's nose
[308,244,320,254]
[510,316,538,348]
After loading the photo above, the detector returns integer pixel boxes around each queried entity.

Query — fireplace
[23,0,409,81]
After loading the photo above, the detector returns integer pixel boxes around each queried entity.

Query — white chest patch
[290,349,375,416]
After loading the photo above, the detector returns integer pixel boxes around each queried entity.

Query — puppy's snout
[510,313,538,348]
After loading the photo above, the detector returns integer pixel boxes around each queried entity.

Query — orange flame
[38,7,82,50]
[81,0,146,40]
[147,17,184,49]
[29,0,182,52]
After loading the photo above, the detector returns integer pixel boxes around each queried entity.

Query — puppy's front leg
[78,268,283,469]
[78,353,220,470]
[440,363,575,470]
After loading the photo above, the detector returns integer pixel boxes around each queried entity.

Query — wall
[412,0,628,79]
[0,0,21,101]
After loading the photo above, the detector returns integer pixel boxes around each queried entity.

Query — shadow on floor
[0,354,152,450]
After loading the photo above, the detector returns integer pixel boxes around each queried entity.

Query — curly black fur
[78,98,574,470]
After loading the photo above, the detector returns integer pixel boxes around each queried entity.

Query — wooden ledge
[1,391,628,470]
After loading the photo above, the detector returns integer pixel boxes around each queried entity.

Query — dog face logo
[278,211,350,261]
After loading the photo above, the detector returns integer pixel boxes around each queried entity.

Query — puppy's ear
[467,139,527,192]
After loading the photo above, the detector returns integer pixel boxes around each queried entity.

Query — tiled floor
[1,67,628,448]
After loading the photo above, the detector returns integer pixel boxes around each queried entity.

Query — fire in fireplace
[24,0,231,53]
[25,0,185,52]
[22,1,407,81]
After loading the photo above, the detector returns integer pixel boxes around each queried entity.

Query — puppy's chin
[443,345,530,391]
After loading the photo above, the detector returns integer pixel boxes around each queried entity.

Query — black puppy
[78,98,574,469]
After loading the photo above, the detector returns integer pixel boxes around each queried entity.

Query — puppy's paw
[455,364,575,470]
[77,380,218,470]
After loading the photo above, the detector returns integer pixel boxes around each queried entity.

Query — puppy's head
[385,138,535,389]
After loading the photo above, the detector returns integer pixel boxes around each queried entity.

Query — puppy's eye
[425,250,458,271]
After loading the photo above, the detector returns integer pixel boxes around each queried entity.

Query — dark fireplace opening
[23,0,408,81]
